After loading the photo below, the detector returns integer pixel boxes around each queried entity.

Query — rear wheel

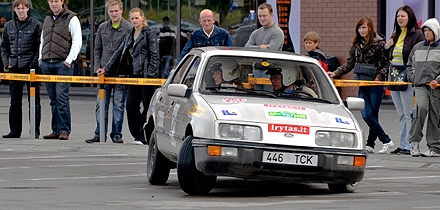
[328,182,359,193]
[177,135,217,195]
[147,131,171,185]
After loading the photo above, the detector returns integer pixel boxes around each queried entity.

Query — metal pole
[29,69,36,140]
[99,73,105,142]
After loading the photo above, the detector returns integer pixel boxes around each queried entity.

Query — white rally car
[144,47,367,195]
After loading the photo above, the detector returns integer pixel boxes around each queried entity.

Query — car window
[200,56,339,103]
[170,55,194,84]
[182,57,201,89]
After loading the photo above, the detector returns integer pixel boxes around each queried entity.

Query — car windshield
[200,56,339,104]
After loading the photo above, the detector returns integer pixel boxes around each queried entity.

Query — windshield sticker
[264,104,306,110]
[265,109,311,123]
[215,108,242,118]
[268,124,310,134]
[223,98,247,103]
[189,105,206,117]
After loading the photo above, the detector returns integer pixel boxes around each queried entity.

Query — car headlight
[219,124,262,141]
[315,131,356,147]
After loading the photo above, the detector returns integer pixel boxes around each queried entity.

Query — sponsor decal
[268,124,309,134]
[215,108,242,118]
[189,105,206,117]
[335,117,350,125]
[223,98,247,103]
[268,111,307,119]
[264,104,306,110]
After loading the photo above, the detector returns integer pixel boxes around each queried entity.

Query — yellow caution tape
[333,79,411,87]
[0,73,413,87]
[0,73,166,85]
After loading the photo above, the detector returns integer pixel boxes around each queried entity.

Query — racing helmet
[208,60,239,82]
[264,63,299,87]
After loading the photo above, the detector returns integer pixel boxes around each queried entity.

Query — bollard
[99,73,105,142]
[30,69,36,140]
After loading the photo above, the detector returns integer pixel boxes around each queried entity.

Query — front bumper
[193,138,367,184]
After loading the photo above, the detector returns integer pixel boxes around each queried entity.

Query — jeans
[253,69,272,91]
[40,61,72,135]
[126,85,155,140]
[160,55,173,79]
[359,86,391,148]
[8,77,41,136]
[94,84,127,140]
[390,85,413,150]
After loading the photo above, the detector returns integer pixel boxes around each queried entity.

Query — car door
[165,56,202,155]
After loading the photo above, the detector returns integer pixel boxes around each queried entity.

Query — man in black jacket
[1,0,42,139]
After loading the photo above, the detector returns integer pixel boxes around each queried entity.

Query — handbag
[353,63,376,80]
[353,47,376,81]
[386,64,408,91]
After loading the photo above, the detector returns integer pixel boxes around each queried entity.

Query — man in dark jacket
[85,0,132,144]
[158,16,175,78]
[1,0,42,139]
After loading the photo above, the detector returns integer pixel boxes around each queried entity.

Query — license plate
[262,151,318,166]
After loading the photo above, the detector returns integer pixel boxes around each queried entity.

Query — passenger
[205,61,242,90]
[266,67,317,98]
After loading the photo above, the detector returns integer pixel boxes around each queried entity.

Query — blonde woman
[97,8,159,145]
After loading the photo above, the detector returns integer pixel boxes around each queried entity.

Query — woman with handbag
[385,5,425,155]
[327,17,393,154]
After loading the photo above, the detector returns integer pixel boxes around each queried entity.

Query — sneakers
[410,142,420,157]
[112,136,124,143]
[132,138,147,145]
[378,141,394,154]
[365,146,374,153]
[420,150,440,157]
[398,149,411,155]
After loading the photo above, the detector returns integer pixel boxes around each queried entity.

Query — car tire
[328,182,359,193]
[147,130,171,185]
[177,135,217,195]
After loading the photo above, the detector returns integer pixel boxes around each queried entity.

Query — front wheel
[328,182,359,193]
[147,130,171,185]
[177,135,217,195]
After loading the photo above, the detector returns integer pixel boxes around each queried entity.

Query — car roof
[190,46,319,64]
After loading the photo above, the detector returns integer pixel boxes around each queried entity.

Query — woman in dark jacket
[384,5,425,155]
[97,7,159,145]
[327,17,393,154]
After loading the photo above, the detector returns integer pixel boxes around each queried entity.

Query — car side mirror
[167,84,188,97]
[343,97,364,110]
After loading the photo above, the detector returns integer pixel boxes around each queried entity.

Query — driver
[266,67,318,98]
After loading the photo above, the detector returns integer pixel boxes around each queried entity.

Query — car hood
[200,95,357,130]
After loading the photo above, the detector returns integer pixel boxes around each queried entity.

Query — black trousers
[8,76,41,136]
[126,85,155,140]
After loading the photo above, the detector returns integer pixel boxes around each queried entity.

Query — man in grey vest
[85,0,132,144]
[39,0,82,140]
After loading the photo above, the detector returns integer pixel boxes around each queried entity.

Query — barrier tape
[0,72,413,87]
[0,73,166,85]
